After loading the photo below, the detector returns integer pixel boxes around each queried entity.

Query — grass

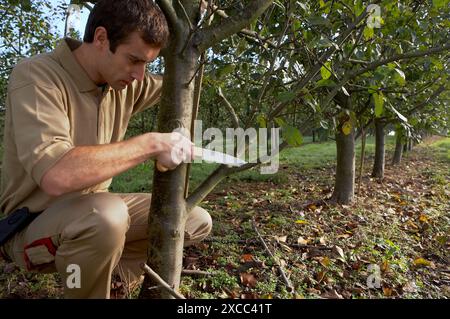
[1,135,447,299]
[429,137,450,162]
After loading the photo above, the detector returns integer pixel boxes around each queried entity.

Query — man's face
[99,31,161,90]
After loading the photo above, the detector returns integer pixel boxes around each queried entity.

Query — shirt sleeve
[131,72,163,115]
[9,83,74,186]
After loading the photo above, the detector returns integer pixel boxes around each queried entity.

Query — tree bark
[331,125,355,204]
[371,118,385,179]
[392,132,403,165]
[139,43,199,299]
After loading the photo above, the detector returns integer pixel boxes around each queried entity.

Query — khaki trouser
[3,192,212,299]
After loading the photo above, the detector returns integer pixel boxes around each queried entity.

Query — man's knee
[185,207,212,246]
[85,193,130,248]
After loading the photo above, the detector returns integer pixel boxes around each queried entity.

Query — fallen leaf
[315,271,327,283]
[413,257,434,268]
[337,233,352,239]
[321,289,344,299]
[383,287,393,297]
[381,260,390,272]
[297,236,309,245]
[274,235,287,243]
[240,254,254,263]
[295,220,308,225]
[332,245,346,262]
[240,273,257,288]
[418,214,429,223]
[319,236,327,245]
[319,256,331,267]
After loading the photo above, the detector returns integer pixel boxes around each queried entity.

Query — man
[0,0,212,298]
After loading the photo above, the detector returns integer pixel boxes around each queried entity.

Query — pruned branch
[141,263,186,299]
[195,0,274,52]
[252,219,294,293]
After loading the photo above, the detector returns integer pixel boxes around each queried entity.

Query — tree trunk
[138,45,199,298]
[331,126,355,204]
[392,133,403,165]
[371,118,385,179]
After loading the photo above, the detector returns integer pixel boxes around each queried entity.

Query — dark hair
[83,0,169,52]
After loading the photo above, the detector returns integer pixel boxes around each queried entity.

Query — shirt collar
[52,38,100,93]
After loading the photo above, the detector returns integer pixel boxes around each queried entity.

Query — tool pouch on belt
[0,207,39,246]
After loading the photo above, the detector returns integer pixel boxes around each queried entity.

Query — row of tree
[1,0,448,298]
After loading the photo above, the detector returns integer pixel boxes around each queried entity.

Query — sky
[48,0,90,38]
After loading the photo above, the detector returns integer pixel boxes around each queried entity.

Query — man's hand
[153,132,193,172]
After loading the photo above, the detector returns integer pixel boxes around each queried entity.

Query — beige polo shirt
[0,38,162,214]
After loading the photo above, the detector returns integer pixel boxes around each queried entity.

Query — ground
[0,137,448,299]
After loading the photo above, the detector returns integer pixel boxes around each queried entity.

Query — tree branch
[323,43,450,108]
[156,0,182,36]
[186,165,230,211]
[195,0,274,52]
[268,9,369,119]
[217,87,240,128]
[141,263,186,299]
[406,85,446,116]
[186,140,289,210]
[252,219,294,293]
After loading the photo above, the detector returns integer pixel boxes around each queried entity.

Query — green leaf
[275,118,303,146]
[315,79,336,88]
[321,62,332,80]
[257,114,267,128]
[433,0,448,9]
[355,0,364,16]
[274,117,287,127]
[394,68,406,86]
[342,121,352,135]
[235,39,247,57]
[298,2,309,12]
[282,125,303,147]
[217,64,235,78]
[388,104,408,123]
[308,16,330,26]
[373,92,384,117]
[276,91,296,103]
[367,85,378,94]
[363,26,374,40]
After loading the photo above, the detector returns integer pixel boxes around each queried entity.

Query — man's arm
[41,132,192,196]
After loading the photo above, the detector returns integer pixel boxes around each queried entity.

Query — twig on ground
[140,263,186,299]
[251,219,295,293]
